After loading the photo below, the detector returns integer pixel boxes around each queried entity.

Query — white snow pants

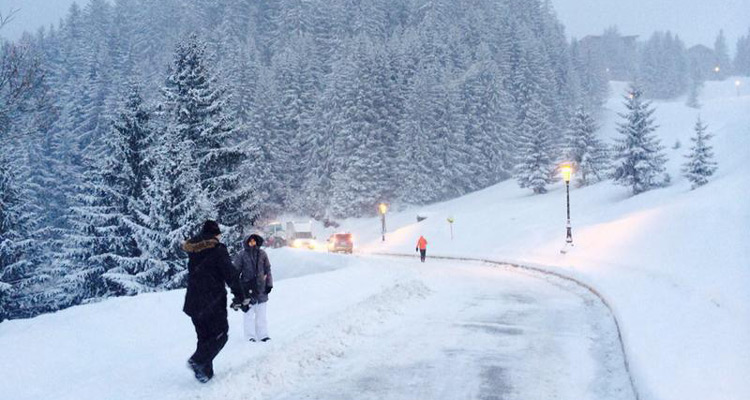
[243,302,269,340]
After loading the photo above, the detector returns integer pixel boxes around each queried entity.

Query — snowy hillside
[0,80,747,400]
[338,79,749,400]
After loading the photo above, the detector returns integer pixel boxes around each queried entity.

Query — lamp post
[736,80,742,97]
[447,217,454,240]
[561,164,573,250]
[379,203,388,242]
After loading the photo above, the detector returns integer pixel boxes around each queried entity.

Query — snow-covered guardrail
[371,252,642,400]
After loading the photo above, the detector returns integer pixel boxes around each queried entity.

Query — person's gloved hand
[230,297,242,311]
[231,297,252,312]
[416,247,419,253]
[265,286,273,295]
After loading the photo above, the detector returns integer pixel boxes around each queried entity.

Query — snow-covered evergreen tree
[735,29,750,77]
[686,79,702,109]
[612,86,669,195]
[508,26,558,194]
[93,85,155,295]
[397,67,443,205]
[514,98,556,194]
[247,66,285,218]
[639,31,689,99]
[682,117,717,189]
[58,84,154,300]
[161,34,250,246]
[461,43,514,189]
[565,106,610,186]
[0,160,25,322]
[570,38,609,112]
[130,124,212,290]
[713,30,732,80]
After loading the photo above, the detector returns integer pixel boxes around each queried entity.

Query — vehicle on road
[327,233,354,254]
[264,222,287,248]
[287,221,317,250]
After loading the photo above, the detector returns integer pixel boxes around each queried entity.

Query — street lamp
[560,163,573,252]
[714,65,721,74]
[447,217,455,240]
[736,80,742,97]
[379,203,388,242]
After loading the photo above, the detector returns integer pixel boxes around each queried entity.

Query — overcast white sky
[1,0,749,50]
[0,0,78,40]
[551,0,750,50]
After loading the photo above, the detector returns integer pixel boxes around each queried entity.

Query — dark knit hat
[201,220,222,236]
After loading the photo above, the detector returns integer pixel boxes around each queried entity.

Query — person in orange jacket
[416,235,428,262]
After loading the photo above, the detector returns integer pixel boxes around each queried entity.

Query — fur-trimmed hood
[182,238,219,253]
[243,234,265,251]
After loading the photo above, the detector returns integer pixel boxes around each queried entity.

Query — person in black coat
[182,220,247,383]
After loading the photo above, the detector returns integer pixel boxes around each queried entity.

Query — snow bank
[0,252,408,400]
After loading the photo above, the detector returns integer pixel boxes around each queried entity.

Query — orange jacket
[416,236,427,250]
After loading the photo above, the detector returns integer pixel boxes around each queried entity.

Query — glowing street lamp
[560,163,574,252]
[714,65,721,73]
[379,203,388,241]
[736,80,742,97]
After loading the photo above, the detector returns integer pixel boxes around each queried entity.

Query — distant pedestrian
[182,220,248,383]
[416,235,428,262]
[233,234,273,343]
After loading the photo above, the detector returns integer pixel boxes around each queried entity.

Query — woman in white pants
[233,234,273,342]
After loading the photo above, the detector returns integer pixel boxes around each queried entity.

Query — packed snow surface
[0,253,633,400]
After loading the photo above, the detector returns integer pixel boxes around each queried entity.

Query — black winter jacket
[182,234,244,319]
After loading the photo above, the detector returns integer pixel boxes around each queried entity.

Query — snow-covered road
[0,253,635,400]
[271,257,635,400]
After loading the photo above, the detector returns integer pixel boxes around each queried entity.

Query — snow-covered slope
[341,79,750,400]
[1,80,746,400]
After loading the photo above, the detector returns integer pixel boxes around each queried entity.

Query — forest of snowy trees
[0,0,739,320]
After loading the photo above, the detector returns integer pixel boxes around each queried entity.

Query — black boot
[188,358,212,383]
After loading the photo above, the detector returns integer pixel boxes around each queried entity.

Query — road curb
[372,252,642,400]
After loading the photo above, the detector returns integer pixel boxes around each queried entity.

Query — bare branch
[0,8,20,32]
[0,41,45,138]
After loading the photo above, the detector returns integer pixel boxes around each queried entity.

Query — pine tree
[686,78,702,109]
[58,84,152,301]
[735,29,750,77]
[0,160,26,322]
[248,66,285,218]
[461,43,515,190]
[639,31,689,99]
[397,67,442,205]
[94,85,154,295]
[130,125,212,290]
[682,117,717,189]
[514,98,556,194]
[713,30,732,79]
[570,37,609,112]
[612,86,669,195]
[161,34,250,246]
[565,106,610,186]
